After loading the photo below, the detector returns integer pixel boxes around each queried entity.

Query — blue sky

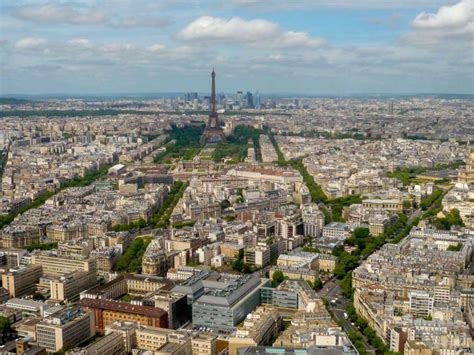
[0,0,472,95]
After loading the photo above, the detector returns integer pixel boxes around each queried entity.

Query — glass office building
[192,273,270,331]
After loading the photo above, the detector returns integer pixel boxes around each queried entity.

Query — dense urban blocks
[0,77,472,355]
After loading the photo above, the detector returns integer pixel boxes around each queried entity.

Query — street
[319,278,377,354]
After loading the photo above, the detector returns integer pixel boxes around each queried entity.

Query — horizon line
[1,92,473,99]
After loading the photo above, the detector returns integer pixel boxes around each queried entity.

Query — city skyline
[0,40,472,354]
[0,0,473,95]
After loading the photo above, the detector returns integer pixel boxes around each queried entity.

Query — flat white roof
[109,164,125,171]
[363,199,400,204]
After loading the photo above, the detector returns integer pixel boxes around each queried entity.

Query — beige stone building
[191,334,217,355]
[73,331,124,355]
[50,270,97,301]
[104,321,139,353]
[220,243,244,259]
[2,265,42,297]
[317,254,337,273]
[135,326,192,353]
[136,326,173,351]
[228,306,282,355]
[269,266,318,284]
[31,252,96,277]
[1,226,42,248]
[362,199,403,213]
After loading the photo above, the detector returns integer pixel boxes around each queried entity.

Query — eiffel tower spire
[211,68,216,114]
[200,69,226,145]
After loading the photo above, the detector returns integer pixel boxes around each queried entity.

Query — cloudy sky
[0,0,473,95]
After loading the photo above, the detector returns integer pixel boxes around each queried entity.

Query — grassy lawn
[211,125,263,163]
[212,143,247,163]
[154,124,204,163]
[388,161,464,185]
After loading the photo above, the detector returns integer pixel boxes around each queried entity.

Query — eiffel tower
[200,69,226,145]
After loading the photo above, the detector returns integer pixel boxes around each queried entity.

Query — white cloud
[16,3,107,25]
[101,43,133,53]
[15,37,48,49]
[10,36,200,66]
[229,0,451,10]
[406,0,474,44]
[268,54,284,61]
[67,39,92,47]
[177,16,324,48]
[230,0,273,6]
[178,16,279,42]
[412,0,473,30]
[273,31,325,48]
[148,44,165,52]
[112,16,172,28]
[3,1,471,94]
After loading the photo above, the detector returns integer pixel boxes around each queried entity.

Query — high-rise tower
[200,69,226,144]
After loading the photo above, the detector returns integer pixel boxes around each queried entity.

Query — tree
[433,209,464,230]
[0,317,10,333]
[334,252,360,279]
[354,341,367,355]
[242,264,253,274]
[272,270,285,287]
[232,259,244,272]
[332,244,344,257]
[420,189,443,210]
[114,236,152,272]
[346,227,371,250]
[447,243,462,251]
[353,227,370,239]
[340,273,354,298]
[346,303,357,322]
[356,316,368,330]
[313,278,323,290]
[302,246,320,253]
[219,199,231,210]
[232,249,244,272]
[32,292,45,301]
[0,316,11,343]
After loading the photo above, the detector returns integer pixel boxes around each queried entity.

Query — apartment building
[244,246,270,268]
[269,266,318,284]
[80,298,168,333]
[322,222,350,240]
[302,204,325,237]
[36,308,95,353]
[50,271,97,302]
[31,252,96,277]
[228,306,282,355]
[191,334,218,355]
[70,331,124,355]
[2,265,42,297]
[136,326,174,351]
[409,291,434,318]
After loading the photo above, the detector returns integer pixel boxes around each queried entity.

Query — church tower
[458,148,474,184]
